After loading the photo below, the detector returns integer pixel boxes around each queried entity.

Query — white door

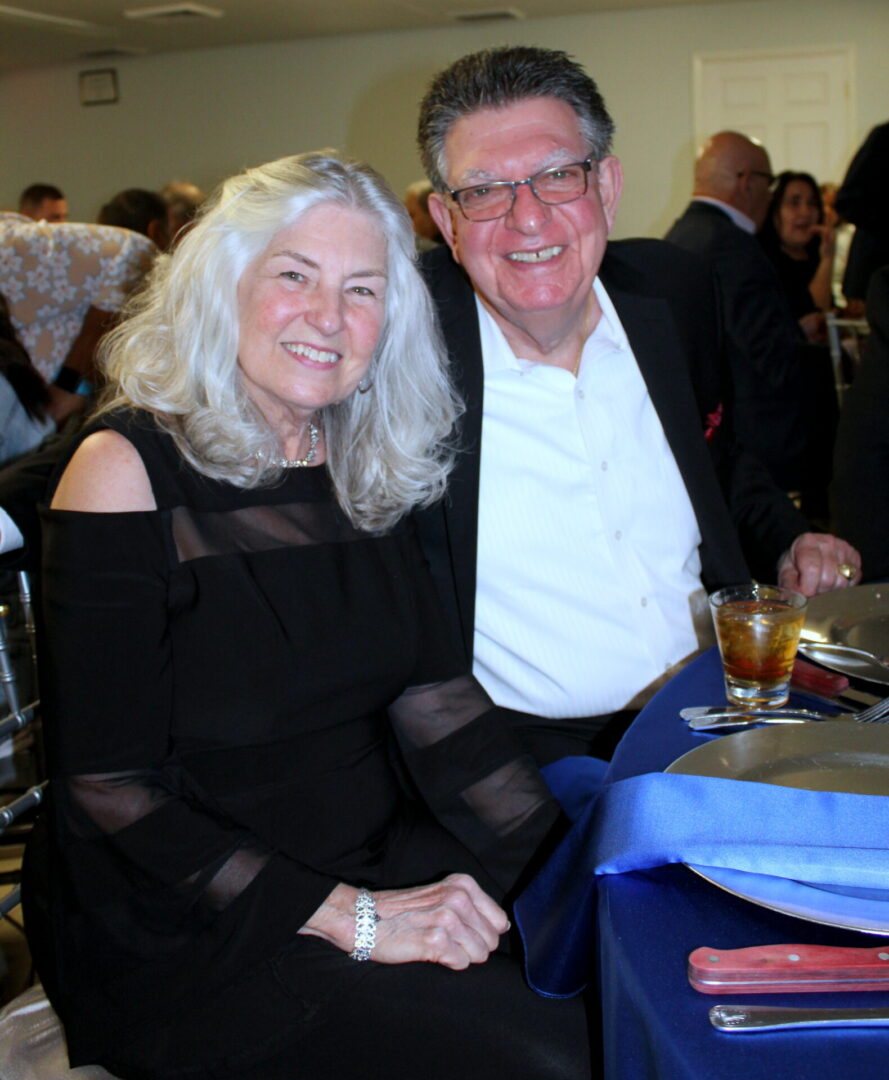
[693,46,855,183]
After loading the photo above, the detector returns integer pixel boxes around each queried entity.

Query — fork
[855,695,889,723]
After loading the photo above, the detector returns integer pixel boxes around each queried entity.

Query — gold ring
[837,562,856,581]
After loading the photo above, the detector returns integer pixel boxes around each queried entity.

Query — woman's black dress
[24,409,589,1080]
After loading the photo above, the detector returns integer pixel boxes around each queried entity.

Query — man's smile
[506,245,564,264]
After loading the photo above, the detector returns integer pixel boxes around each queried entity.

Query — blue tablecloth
[522,647,889,1079]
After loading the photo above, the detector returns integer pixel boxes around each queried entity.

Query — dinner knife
[681,705,831,722]
[689,944,889,994]
[686,714,854,731]
[709,1004,889,1032]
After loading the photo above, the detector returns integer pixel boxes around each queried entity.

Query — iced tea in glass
[708,584,807,706]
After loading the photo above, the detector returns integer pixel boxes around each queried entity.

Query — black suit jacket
[665,200,808,492]
[836,122,889,301]
[832,264,889,580]
[416,240,806,663]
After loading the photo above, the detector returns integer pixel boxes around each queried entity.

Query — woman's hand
[298,874,508,970]
[812,222,837,262]
[798,310,826,344]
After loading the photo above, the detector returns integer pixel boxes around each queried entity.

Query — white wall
[1,0,887,239]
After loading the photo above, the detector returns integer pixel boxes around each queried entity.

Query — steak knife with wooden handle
[689,944,889,993]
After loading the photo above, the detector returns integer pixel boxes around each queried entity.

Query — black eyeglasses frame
[448,159,595,222]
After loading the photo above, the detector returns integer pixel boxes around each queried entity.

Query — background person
[404,178,443,252]
[757,170,835,329]
[0,292,54,467]
[18,183,68,223]
[831,264,889,581]
[97,186,170,250]
[162,179,206,247]
[666,131,839,520]
[23,152,589,1080]
[836,120,889,313]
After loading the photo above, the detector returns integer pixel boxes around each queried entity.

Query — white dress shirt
[472,280,712,718]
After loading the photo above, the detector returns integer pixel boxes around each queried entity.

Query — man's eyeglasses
[449,159,594,222]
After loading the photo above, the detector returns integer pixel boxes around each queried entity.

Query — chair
[826,313,870,404]
[0,985,120,1080]
[0,572,44,1018]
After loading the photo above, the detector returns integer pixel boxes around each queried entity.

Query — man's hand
[777,533,862,596]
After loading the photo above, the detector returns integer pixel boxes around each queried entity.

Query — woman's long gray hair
[99,151,461,532]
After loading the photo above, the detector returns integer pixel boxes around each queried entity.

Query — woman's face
[775,179,821,252]
[237,202,388,433]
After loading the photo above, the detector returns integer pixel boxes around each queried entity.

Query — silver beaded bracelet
[349,888,380,962]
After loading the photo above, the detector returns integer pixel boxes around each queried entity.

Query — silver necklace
[265,420,320,468]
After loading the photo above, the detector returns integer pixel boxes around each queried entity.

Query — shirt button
[641,597,648,607]
[601,461,608,471]
[614,530,622,541]
[577,388,586,399]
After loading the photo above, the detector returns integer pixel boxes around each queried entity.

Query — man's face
[429,96,622,336]
[26,197,68,222]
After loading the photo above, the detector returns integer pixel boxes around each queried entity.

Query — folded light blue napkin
[517,767,889,997]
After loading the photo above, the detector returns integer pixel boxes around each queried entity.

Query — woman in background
[758,171,835,340]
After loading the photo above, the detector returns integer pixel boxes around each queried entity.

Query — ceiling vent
[124,4,223,22]
[449,8,525,22]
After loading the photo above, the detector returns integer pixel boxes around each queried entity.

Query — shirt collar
[476,277,627,374]
[692,196,757,234]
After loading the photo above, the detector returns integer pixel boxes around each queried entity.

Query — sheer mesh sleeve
[40,507,338,978]
[388,675,562,894]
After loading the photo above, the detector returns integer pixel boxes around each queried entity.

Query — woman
[0,292,54,466]
[23,153,589,1079]
[758,171,835,335]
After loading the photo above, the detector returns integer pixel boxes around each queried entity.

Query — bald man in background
[665,132,836,517]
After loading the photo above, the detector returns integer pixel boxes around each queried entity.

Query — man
[836,121,889,308]
[832,264,889,580]
[98,187,170,250]
[414,47,859,764]
[18,183,68,223]
[664,132,832,505]
[162,179,205,247]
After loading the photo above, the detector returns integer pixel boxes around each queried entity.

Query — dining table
[516,645,889,1079]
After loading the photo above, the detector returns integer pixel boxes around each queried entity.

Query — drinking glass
[709,584,807,707]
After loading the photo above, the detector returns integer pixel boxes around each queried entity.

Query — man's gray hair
[418,46,616,192]
[98,151,461,533]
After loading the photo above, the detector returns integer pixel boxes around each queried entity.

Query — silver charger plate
[800,584,889,683]
[665,723,889,933]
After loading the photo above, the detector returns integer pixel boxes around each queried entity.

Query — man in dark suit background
[832,264,889,580]
[413,47,859,764]
[836,121,889,309]
[664,131,837,513]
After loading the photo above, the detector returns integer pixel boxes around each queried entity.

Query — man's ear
[596,156,624,234]
[428,192,460,263]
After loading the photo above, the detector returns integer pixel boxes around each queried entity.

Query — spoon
[798,641,889,684]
